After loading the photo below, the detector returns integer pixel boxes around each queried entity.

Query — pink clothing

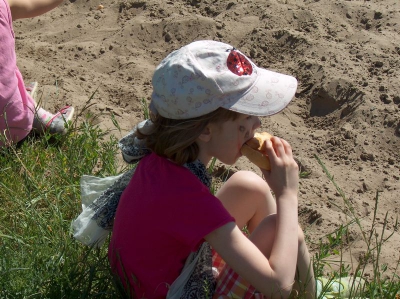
[0,0,35,146]
[109,153,234,299]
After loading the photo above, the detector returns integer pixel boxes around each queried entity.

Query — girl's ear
[197,126,212,143]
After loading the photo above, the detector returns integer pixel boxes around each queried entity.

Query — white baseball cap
[150,40,298,119]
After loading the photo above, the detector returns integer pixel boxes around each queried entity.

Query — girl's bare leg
[296,233,316,298]
[250,218,316,299]
[217,170,316,298]
[216,171,276,232]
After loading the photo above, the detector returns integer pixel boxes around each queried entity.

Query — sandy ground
[14,0,399,278]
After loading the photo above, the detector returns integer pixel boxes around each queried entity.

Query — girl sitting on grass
[0,0,74,147]
[107,40,316,299]
[73,39,316,298]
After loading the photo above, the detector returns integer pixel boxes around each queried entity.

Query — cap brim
[223,66,298,116]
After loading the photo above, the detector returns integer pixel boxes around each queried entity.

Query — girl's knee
[218,171,274,230]
[227,171,268,195]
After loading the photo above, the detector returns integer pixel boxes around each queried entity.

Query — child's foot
[32,106,75,135]
[46,106,75,134]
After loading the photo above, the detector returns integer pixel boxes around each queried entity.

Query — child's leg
[296,232,316,298]
[216,171,276,233]
[216,171,316,298]
[250,219,316,298]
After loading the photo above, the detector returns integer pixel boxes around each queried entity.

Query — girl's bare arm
[7,0,64,20]
[205,218,298,299]
[206,137,300,298]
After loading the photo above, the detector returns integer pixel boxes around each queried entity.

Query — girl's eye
[246,116,252,120]
[239,126,245,132]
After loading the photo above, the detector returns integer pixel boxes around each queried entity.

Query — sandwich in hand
[241,132,272,170]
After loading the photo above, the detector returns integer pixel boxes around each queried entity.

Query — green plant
[299,171,312,179]
[313,154,400,299]
[0,112,125,298]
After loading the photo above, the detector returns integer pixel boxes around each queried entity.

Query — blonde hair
[137,108,240,165]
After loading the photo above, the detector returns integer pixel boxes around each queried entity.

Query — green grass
[0,115,399,298]
[0,115,125,298]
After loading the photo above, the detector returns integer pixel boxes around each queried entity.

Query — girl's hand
[260,137,299,199]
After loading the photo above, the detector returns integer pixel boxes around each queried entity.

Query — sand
[14,0,399,278]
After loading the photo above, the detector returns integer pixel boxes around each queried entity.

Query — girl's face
[199,114,261,166]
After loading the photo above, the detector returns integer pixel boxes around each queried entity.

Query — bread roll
[241,132,272,170]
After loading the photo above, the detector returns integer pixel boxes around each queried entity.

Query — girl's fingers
[267,136,285,158]
[264,137,294,166]
[261,137,299,197]
[264,137,275,157]
[280,138,293,156]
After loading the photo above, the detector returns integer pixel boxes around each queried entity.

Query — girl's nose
[253,116,261,130]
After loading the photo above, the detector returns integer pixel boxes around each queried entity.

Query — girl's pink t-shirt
[109,153,235,299]
[0,0,35,145]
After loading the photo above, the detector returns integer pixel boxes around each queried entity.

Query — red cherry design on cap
[227,49,253,76]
